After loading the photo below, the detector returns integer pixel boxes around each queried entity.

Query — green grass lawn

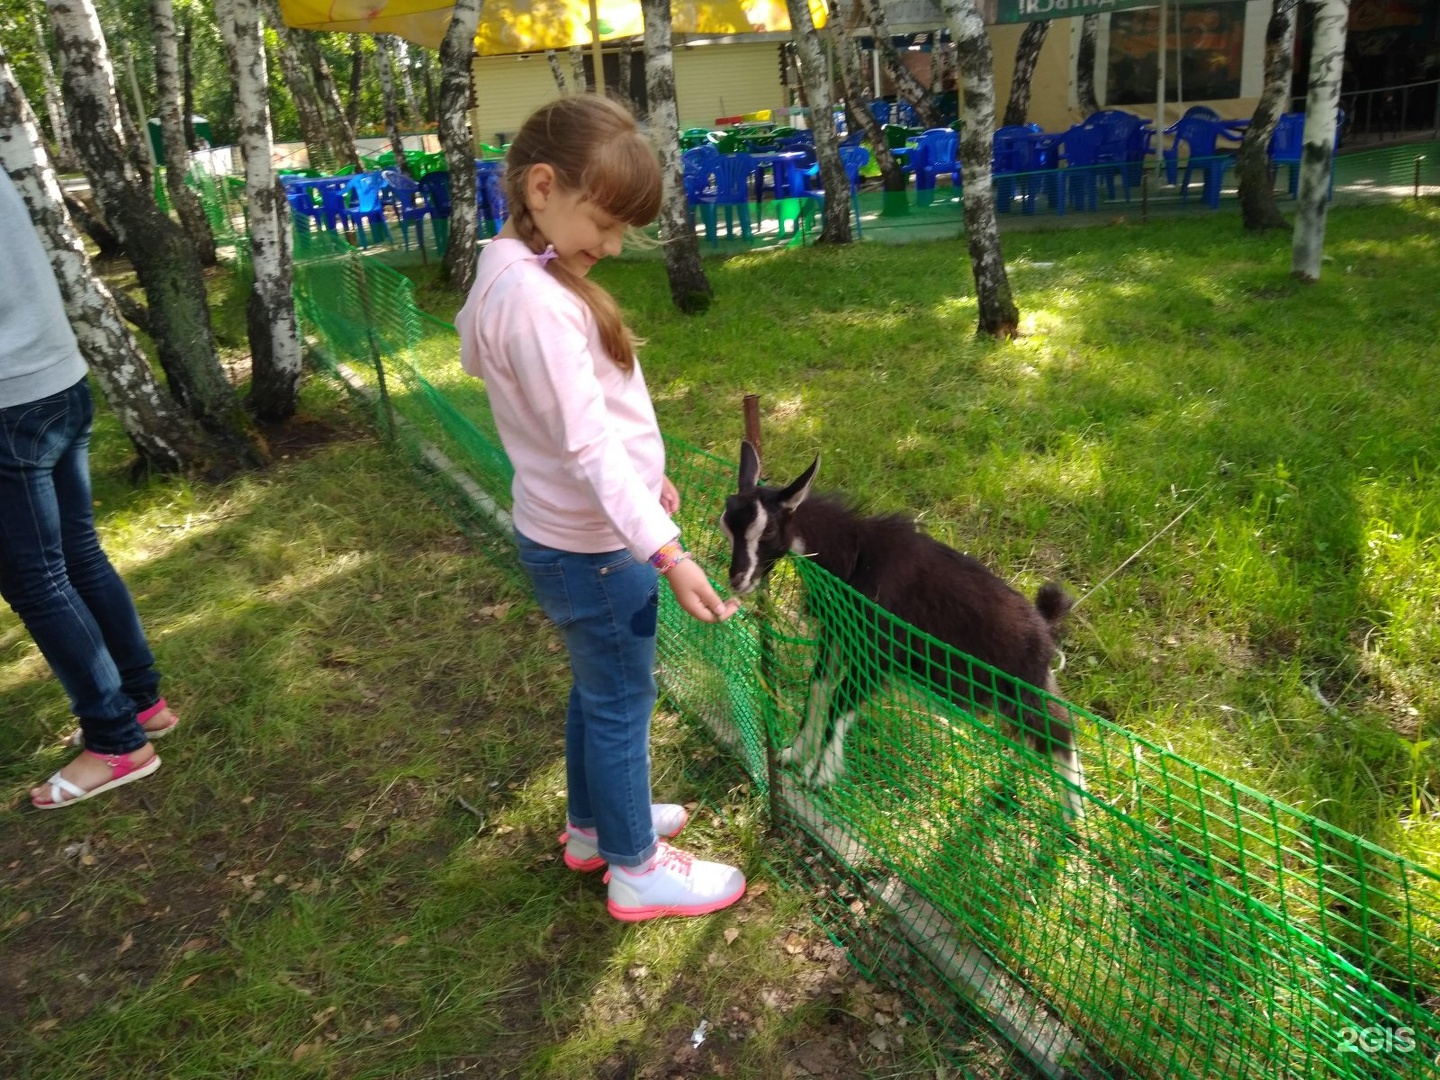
[2,201,1437,1078]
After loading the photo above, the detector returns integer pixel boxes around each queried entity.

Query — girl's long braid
[503,165,639,375]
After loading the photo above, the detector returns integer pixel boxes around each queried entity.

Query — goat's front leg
[784,643,840,774]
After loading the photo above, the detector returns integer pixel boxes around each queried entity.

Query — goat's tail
[1034,581,1074,631]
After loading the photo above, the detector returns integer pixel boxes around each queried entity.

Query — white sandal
[32,750,162,810]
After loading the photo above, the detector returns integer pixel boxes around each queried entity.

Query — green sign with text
[988,0,1216,24]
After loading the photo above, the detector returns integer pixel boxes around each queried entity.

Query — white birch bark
[1291,0,1349,283]
[547,50,569,94]
[1076,14,1101,116]
[215,0,303,422]
[0,47,201,472]
[937,0,1019,336]
[570,45,587,93]
[152,0,216,264]
[787,0,852,243]
[859,0,939,128]
[375,34,409,176]
[47,0,250,447]
[265,1,332,165]
[296,27,361,171]
[396,40,422,130]
[833,0,905,196]
[1238,0,1297,232]
[642,0,711,312]
[29,3,78,171]
[617,41,633,111]
[438,0,481,292]
[1004,20,1050,128]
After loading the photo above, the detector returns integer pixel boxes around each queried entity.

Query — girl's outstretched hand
[660,475,680,514]
[663,558,741,623]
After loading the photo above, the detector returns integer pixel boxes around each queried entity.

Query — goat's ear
[738,441,761,493]
[778,455,819,512]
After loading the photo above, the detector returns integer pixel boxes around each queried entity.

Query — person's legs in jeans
[0,379,152,765]
[517,534,658,869]
[51,384,162,716]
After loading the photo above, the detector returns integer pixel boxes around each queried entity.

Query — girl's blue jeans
[516,531,660,868]
[0,377,158,755]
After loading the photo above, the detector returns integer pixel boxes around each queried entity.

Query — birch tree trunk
[397,41,422,131]
[30,3,78,171]
[266,3,332,166]
[46,0,256,452]
[346,36,363,129]
[570,45,587,93]
[1,47,206,473]
[642,0,711,313]
[152,0,215,265]
[181,13,197,148]
[1076,14,1101,116]
[938,0,1019,337]
[860,0,939,129]
[1238,0,1296,232]
[376,34,409,176]
[1292,0,1348,283]
[787,0,852,243]
[833,0,906,205]
[930,40,946,98]
[547,50,569,94]
[118,45,154,184]
[215,0,303,422]
[296,29,361,171]
[617,41,633,112]
[418,48,436,121]
[439,0,481,292]
[1003,20,1049,127]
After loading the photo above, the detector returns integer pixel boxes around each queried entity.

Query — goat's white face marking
[730,503,770,596]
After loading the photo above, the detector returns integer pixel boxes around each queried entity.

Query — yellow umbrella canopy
[278,0,826,53]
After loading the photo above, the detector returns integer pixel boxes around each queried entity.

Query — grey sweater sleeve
[0,171,88,409]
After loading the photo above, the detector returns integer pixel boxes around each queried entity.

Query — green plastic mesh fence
[284,244,1440,1079]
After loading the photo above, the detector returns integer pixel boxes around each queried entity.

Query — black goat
[719,442,1087,823]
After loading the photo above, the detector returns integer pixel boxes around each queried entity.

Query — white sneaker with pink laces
[559,804,689,872]
[606,842,746,922]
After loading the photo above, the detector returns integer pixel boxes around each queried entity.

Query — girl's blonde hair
[504,95,662,374]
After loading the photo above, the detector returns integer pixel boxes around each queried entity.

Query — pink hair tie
[536,245,558,265]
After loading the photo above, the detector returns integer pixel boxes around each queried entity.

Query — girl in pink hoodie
[457,96,746,922]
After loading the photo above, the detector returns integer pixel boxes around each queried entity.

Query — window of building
[1108,2,1248,106]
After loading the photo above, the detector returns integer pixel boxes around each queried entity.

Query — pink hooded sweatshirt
[457,238,678,562]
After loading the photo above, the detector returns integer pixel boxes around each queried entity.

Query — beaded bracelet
[649,538,691,573]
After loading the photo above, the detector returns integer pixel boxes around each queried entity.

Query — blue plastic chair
[789,146,869,238]
[697,154,754,243]
[1087,109,1151,198]
[992,124,1062,215]
[1060,116,1145,211]
[681,144,720,232]
[912,128,960,207]
[418,170,452,250]
[341,172,390,247]
[1166,116,1243,208]
[381,168,433,254]
[475,160,507,236]
[284,183,324,233]
[480,170,508,235]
